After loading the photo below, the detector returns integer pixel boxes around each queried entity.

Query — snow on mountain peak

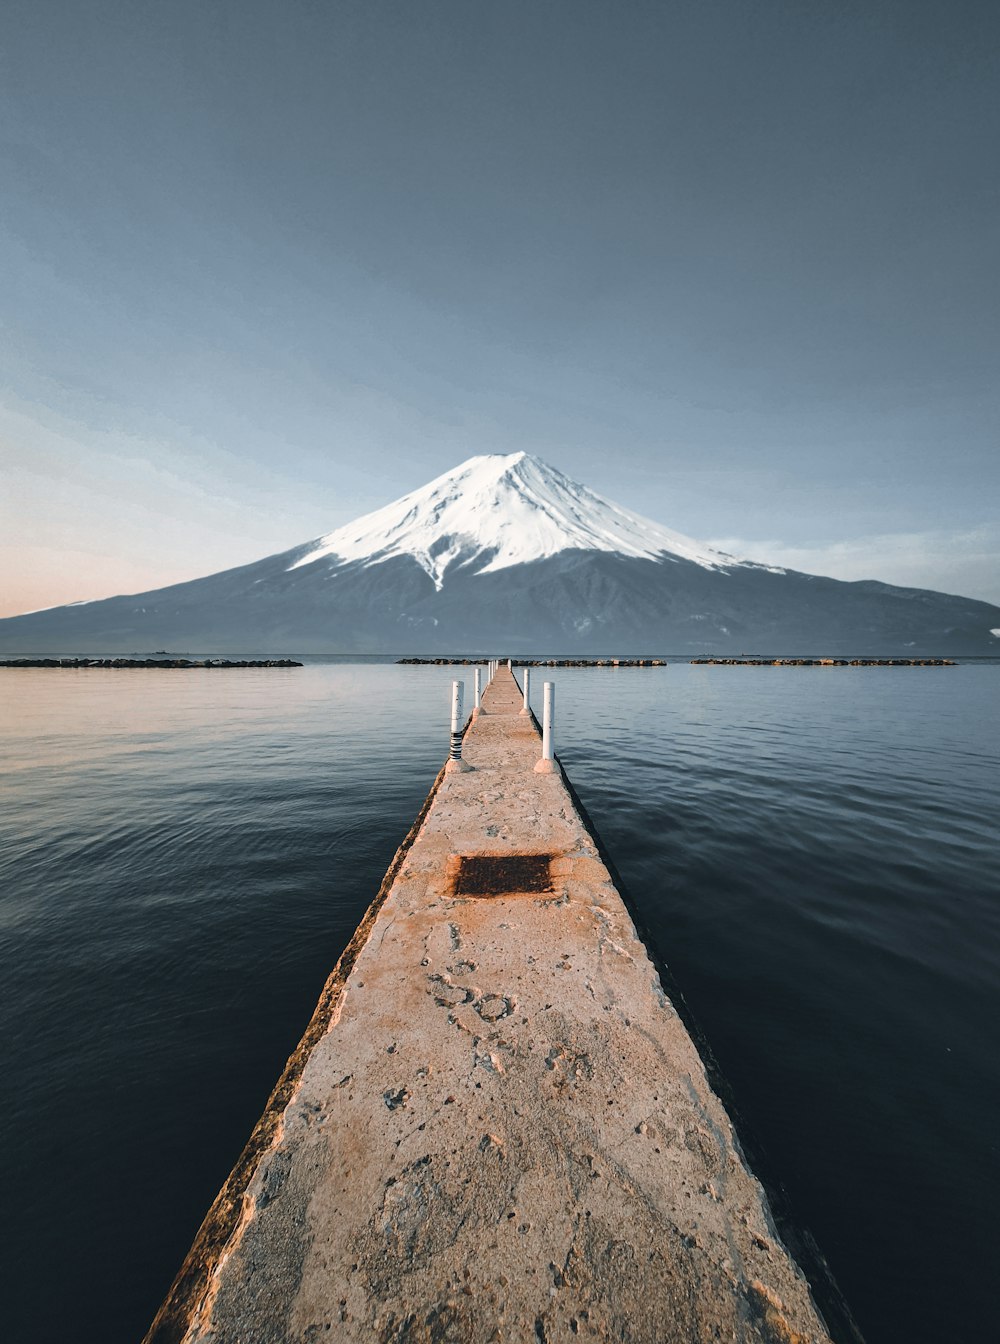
[289,452,750,589]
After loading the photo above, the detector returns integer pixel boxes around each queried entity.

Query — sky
[1,0,998,617]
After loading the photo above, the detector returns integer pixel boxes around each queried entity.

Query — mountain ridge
[286,452,763,589]
[2,454,997,654]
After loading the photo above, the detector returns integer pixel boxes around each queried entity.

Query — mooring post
[520,666,531,716]
[473,666,484,718]
[450,679,464,756]
[534,680,556,773]
[446,679,472,773]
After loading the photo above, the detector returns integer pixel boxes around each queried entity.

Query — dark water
[1,661,997,1343]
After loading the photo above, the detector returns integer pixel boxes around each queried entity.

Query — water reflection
[1,661,997,1344]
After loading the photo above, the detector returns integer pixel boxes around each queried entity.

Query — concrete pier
[146,668,835,1344]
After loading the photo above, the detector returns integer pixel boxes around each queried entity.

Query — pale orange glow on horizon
[0,543,210,620]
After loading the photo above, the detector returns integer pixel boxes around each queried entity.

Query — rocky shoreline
[691,657,956,666]
[0,658,303,669]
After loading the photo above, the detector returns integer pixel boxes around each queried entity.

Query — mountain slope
[288,452,753,588]
[2,454,997,654]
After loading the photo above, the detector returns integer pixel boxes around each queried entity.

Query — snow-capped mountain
[289,453,754,588]
[1,453,997,655]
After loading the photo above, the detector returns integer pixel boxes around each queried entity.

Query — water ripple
[0,661,998,1344]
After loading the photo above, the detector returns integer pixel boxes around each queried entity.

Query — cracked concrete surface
[146,668,834,1344]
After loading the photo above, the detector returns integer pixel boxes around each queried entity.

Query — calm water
[1,661,997,1343]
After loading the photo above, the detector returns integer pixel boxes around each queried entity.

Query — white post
[450,680,464,756]
[542,682,554,759]
[520,666,531,716]
[534,681,556,773]
[446,679,472,772]
[507,658,511,669]
[473,666,481,712]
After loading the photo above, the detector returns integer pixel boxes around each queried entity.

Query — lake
[1,659,997,1343]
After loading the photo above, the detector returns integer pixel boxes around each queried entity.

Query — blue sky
[1,0,997,615]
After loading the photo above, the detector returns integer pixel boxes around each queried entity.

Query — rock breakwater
[398,656,667,667]
[691,657,955,667]
[0,658,303,669]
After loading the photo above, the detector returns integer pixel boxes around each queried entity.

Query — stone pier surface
[147,669,835,1344]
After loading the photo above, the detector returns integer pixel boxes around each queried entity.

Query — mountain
[287,452,742,587]
[2,453,998,655]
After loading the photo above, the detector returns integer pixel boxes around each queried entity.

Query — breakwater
[0,658,303,669]
[399,656,957,668]
[145,666,836,1344]
[690,657,955,667]
[399,656,668,666]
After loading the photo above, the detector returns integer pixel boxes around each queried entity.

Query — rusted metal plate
[450,853,554,897]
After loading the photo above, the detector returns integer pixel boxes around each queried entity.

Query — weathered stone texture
[148,669,833,1344]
